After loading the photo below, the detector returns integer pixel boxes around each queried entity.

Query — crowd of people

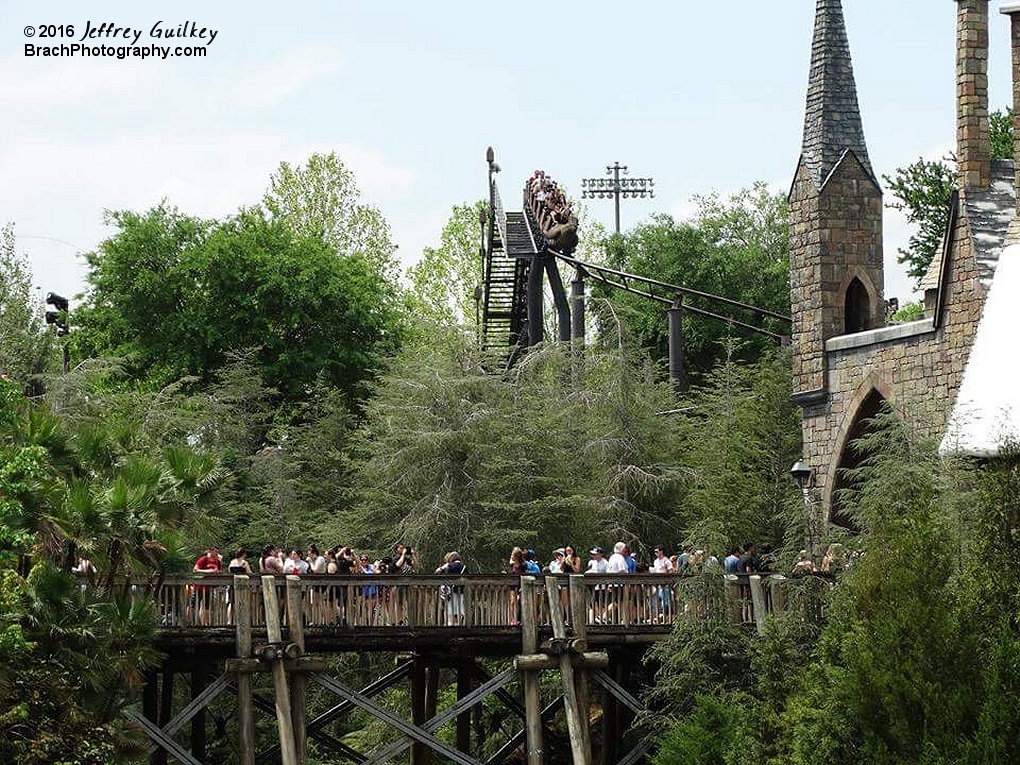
[524,170,579,255]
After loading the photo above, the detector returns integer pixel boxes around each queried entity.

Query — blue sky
[4,0,1018,307]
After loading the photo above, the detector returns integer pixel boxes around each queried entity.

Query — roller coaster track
[480,151,791,369]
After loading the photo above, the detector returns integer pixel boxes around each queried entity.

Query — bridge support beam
[457,661,473,756]
[526,255,545,346]
[545,258,571,343]
[191,663,208,763]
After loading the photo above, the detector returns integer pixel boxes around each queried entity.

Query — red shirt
[194,554,221,573]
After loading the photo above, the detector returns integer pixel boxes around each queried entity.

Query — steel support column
[668,296,684,392]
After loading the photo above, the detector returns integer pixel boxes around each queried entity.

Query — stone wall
[799,197,987,516]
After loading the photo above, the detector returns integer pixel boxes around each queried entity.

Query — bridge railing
[492,179,508,254]
[144,572,804,632]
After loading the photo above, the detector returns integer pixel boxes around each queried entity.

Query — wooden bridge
[133,572,799,765]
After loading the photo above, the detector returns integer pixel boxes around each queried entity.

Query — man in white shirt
[606,542,629,574]
[587,547,608,574]
[283,549,310,575]
[651,545,674,621]
[651,545,674,574]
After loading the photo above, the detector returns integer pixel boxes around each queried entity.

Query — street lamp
[45,292,71,373]
[790,459,819,557]
[581,161,655,235]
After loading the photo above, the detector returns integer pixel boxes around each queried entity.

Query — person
[506,547,526,625]
[792,550,816,575]
[606,542,629,574]
[72,556,97,579]
[738,543,757,573]
[523,549,542,575]
[821,543,845,574]
[757,544,777,574]
[259,545,284,574]
[651,546,673,574]
[393,543,418,574]
[676,545,693,574]
[283,549,310,575]
[723,546,741,574]
[227,548,251,575]
[587,547,608,574]
[436,551,467,625]
[561,546,582,574]
[191,546,222,626]
[623,544,638,574]
[307,545,327,575]
[650,545,674,621]
[547,548,566,574]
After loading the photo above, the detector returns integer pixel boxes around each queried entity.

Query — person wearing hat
[587,547,608,574]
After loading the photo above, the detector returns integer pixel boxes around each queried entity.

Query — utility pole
[581,162,654,235]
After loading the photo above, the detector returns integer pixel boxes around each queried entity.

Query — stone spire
[801,0,875,189]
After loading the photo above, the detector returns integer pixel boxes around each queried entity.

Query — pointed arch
[844,277,870,334]
[825,378,895,531]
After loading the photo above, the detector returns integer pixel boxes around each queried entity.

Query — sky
[4,0,1019,309]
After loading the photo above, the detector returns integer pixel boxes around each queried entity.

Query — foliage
[597,183,790,381]
[406,201,486,329]
[75,206,404,404]
[263,152,399,281]
[889,299,925,324]
[0,224,54,386]
[884,107,1014,288]
[882,159,956,286]
[650,410,1020,765]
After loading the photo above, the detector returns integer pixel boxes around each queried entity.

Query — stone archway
[844,277,871,333]
[827,386,888,530]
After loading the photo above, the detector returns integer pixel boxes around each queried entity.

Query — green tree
[884,107,1013,288]
[406,201,486,327]
[76,207,404,403]
[263,152,399,280]
[0,224,53,385]
[882,158,956,286]
[598,183,790,380]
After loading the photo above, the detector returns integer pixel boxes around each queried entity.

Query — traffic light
[45,292,69,337]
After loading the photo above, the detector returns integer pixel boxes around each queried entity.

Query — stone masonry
[791,0,1004,530]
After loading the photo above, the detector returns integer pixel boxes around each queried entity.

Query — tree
[882,158,956,285]
[885,107,1014,288]
[597,183,790,380]
[406,201,486,328]
[0,224,53,385]
[263,152,399,280]
[76,206,405,403]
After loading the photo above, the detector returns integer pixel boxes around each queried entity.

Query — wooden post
[143,671,158,765]
[748,575,766,635]
[456,661,472,755]
[769,574,788,615]
[545,576,591,765]
[286,576,308,765]
[568,575,593,759]
[235,575,255,765]
[520,576,544,765]
[411,654,428,765]
[724,575,743,625]
[191,663,208,762]
[155,669,173,765]
[262,575,298,765]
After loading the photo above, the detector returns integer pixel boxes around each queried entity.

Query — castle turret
[789,0,884,400]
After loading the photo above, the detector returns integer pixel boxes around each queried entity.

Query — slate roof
[800,0,875,190]
[940,239,1020,457]
[919,160,1016,294]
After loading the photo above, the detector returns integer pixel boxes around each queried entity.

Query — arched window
[844,277,870,334]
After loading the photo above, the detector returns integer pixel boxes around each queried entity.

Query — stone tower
[789,0,884,402]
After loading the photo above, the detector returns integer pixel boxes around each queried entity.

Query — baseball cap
[590,546,604,555]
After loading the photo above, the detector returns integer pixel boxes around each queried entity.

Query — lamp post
[45,292,70,374]
[581,161,654,235]
[790,460,818,557]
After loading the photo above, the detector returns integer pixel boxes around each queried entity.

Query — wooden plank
[545,576,591,765]
[235,575,255,765]
[156,670,174,765]
[191,664,208,762]
[485,696,564,765]
[520,576,544,765]
[457,661,471,755]
[748,575,766,635]
[411,655,428,765]
[592,671,643,715]
[126,711,204,765]
[312,673,485,765]
[286,576,308,765]
[359,668,514,765]
[262,575,298,765]
[568,575,592,760]
[225,657,328,674]
[615,733,655,765]
[514,652,608,671]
